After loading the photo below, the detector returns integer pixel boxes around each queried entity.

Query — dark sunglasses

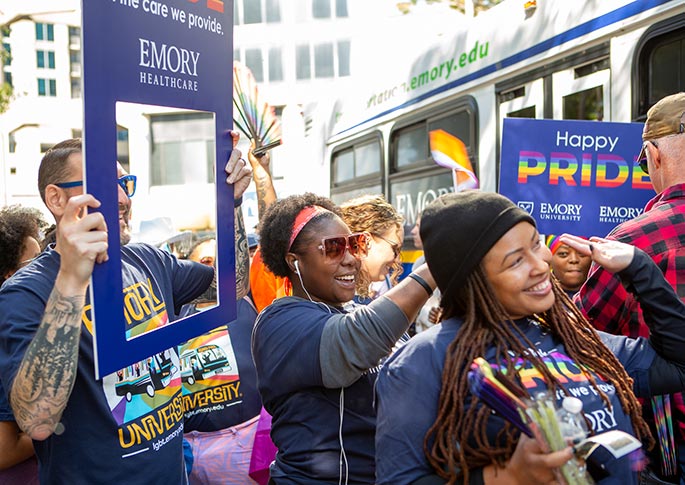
[373,233,402,259]
[317,232,370,262]
[56,174,137,197]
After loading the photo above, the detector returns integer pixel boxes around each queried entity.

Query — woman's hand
[560,234,635,274]
[484,434,573,484]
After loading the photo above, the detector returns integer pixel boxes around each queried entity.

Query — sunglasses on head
[318,232,370,262]
[55,174,137,198]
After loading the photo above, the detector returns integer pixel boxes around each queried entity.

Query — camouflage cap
[637,92,685,162]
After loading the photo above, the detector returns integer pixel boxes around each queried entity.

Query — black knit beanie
[420,191,535,296]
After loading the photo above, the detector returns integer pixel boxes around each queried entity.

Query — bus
[115,350,176,402]
[321,0,685,267]
[180,344,231,385]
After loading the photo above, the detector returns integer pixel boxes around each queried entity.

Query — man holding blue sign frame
[0,137,252,483]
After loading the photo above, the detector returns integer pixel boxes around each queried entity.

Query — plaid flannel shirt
[575,183,685,442]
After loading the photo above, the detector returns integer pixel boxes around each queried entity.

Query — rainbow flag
[429,129,479,191]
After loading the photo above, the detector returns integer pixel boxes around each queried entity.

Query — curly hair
[339,194,404,297]
[0,205,48,281]
[258,193,340,277]
[425,266,652,484]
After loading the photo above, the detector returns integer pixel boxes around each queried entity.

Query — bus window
[396,124,427,168]
[332,137,381,183]
[552,57,610,121]
[500,79,544,119]
[355,140,381,177]
[563,85,604,121]
[330,132,383,204]
[392,105,477,172]
[635,16,685,118]
[333,147,354,182]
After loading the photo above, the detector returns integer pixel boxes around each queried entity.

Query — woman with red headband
[251,192,436,485]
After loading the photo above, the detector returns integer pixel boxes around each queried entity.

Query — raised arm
[225,132,253,300]
[10,195,108,440]
[561,234,685,362]
[248,140,277,219]
[320,263,437,388]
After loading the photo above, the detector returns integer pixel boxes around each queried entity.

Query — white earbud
[294,260,300,274]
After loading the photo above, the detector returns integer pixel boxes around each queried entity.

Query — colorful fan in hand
[233,61,282,157]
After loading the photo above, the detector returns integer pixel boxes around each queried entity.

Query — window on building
[311,0,348,19]
[37,78,57,97]
[4,72,12,87]
[313,0,331,18]
[71,78,81,98]
[70,50,81,77]
[37,50,56,69]
[35,23,55,41]
[72,128,82,139]
[336,0,348,17]
[69,26,80,45]
[266,0,281,22]
[245,48,264,82]
[117,125,130,171]
[8,132,16,153]
[2,43,11,67]
[297,42,350,80]
[338,39,350,77]
[314,43,334,78]
[150,112,216,186]
[244,0,263,24]
[296,44,311,80]
[269,47,284,82]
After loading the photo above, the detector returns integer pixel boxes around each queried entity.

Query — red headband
[288,205,329,251]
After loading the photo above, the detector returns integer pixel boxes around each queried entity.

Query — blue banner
[82,0,233,378]
[499,118,654,238]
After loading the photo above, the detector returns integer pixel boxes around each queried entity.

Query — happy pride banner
[499,118,653,237]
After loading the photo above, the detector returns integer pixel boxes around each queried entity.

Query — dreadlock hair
[425,265,653,484]
[258,192,341,278]
[339,194,404,297]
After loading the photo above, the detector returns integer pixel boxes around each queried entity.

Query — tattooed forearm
[254,173,276,220]
[252,164,276,221]
[10,287,83,440]
[234,205,250,300]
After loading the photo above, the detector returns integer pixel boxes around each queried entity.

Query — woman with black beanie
[376,190,685,485]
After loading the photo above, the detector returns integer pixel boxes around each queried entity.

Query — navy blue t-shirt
[0,244,212,484]
[375,317,656,485]
[252,297,380,484]
[180,296,262,431]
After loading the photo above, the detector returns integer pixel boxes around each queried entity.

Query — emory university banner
[499,118,654,238]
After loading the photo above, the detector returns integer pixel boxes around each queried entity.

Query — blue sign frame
[82,0,234,378]
[499,118,654,238]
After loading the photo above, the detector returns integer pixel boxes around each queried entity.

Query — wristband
[234,196,243,208]
[408,273,433,296]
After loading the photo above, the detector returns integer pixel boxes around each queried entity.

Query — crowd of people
[1,93,685,485]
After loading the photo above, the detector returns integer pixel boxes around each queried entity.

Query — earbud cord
[295,266,317,303]
[297,264,347,484]
[339,387,348,485]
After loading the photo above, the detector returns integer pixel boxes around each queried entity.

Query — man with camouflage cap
[577,92,685,483]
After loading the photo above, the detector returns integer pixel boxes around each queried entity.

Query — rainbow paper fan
[233,61,282,157]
